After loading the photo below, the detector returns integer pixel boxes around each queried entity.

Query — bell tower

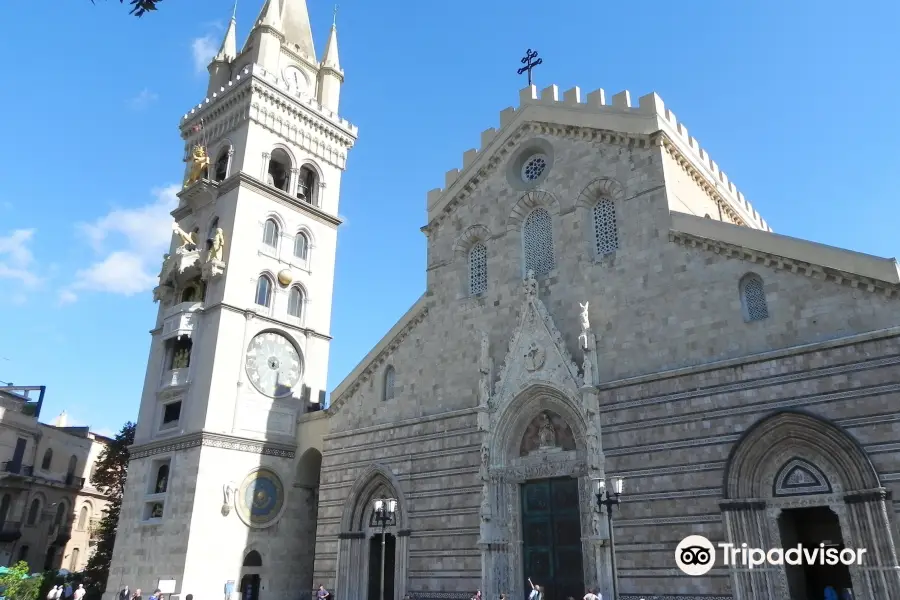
[105,0,356,598]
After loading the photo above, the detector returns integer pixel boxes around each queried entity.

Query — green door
[521,478,584,600]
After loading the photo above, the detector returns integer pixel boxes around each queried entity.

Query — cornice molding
[327,301,431,416]
[670,229,900,298]
[218,172,343,228]
[129,431,297,461]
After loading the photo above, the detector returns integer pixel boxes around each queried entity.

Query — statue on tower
[183,144,210,188]
[173,224,198,251]
[208,228,226,263]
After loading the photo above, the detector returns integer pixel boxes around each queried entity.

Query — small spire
[259,0,281,29]
[332,4,338,27]
[215,9,238,62]
[321,17,340,71]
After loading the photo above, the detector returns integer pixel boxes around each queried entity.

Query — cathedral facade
[107,1,900,600]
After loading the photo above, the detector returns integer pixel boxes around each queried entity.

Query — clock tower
[105,1,355,598]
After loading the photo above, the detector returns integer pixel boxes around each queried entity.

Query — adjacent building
[0,385,110,573]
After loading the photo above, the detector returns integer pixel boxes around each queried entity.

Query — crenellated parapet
[424,84,771,234]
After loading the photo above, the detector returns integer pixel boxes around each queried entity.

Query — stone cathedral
[106,1,900,599]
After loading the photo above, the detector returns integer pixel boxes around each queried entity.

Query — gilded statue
[173,224,197,250]
[183,144,210,188]
[209,228,226,263]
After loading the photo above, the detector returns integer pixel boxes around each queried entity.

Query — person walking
[73,584,86,600]
[583,587,600,600]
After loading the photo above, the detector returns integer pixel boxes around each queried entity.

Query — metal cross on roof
[517,49,543,87]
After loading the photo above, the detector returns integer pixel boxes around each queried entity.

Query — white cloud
[0,228,39,288]
[63,185,179,303]
[129,89,159,111]
[192,35,218,74]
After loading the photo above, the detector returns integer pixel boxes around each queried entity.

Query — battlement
[426,84,771,232]
[181,64,358,136]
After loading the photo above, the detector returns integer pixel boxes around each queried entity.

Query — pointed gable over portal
[491,271,583,415]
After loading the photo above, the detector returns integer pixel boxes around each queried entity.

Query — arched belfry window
[267,149,291,192]
[383,366,395,401]
[67,455,77,476]
[523,207,555,276]
[592,197,619,255]
[27,499,40,525]
[740,273,769,322]
[262,218,280,248]
[77,506,89,530]
[287,286,304,318]
[468,242,487,296]
[255,274,274,308]
[297,165,318,205]
[294,232,309,261]
[214,148,229,182]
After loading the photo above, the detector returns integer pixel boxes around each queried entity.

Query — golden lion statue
[183,144,210,188]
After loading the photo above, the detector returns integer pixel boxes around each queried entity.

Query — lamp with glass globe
[594,477,625,600]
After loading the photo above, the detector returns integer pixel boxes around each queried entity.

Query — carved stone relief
[519,410,576,455]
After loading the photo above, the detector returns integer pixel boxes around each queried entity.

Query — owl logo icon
[675,535,716,576]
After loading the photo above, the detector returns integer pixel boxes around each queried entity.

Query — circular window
[521,154,548,182]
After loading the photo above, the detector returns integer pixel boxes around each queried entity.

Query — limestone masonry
[107,1,900,599]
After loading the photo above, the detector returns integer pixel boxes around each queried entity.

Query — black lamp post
[594,477,625,600]
[371,497,397,600]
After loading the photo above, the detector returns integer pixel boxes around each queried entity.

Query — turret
[243,0,284,72]
[317,23,343,112]
[206,10,238,97]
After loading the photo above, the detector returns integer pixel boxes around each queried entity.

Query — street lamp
[371,497,397,600]
[594,477,625,600]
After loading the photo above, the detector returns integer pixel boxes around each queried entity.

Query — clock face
[245,331,302,398]
[282,66,307,94]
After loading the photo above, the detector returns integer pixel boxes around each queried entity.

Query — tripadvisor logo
[675,535,867,576]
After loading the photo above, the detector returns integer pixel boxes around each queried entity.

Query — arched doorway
[722,409,900,600]
[484,384,607,600]
[336,464,410,600]
[294,448,323,593]
[240,550,263,600]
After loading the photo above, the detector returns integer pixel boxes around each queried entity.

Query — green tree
[91,1,162,16]
[0,561,43,600]
[82,422,136,599]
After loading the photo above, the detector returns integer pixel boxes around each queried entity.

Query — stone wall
[601,328,900,598]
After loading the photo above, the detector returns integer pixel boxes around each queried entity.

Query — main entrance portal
[521,477,584,600]
[778,506,853,600]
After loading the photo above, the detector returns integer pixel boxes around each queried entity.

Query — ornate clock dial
[282,66,306,94]
[244,331,302,398]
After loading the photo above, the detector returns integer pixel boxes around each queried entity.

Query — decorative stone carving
[496,454,587,482]
[523,342,545,371]
[208,228,226,263]
[579,301,590,337]
[523,269,537,298]
[222,482,235,516]
[537,412,556,448]
[153,284,174,304]
[173,224,198,250]
[773,458,832,496]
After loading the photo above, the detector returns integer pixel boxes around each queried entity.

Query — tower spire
[215,6,238,62]
[321,14,340,71]
[281,0,317,60]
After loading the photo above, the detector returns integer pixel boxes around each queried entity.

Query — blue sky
[0,0,898,435]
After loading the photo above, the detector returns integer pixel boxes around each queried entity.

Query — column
[260,153,270,181]
[397,529,410,600]
[844,489,900,600]
[720,500,779,600]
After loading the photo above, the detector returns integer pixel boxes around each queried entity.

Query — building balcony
[159,368,189,391]
[0,521,22,543]
[1,461,34,477]
[161,302,202,341]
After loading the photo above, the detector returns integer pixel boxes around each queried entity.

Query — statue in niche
[579,301,590,332]
[173,224,197,251]
[183,144,210,188]
[208,228,226,263]
[537,412,556,448]
[524,342,545,372]
[480,445,490,478]
[480,486,492,523]
[172,348,190,370]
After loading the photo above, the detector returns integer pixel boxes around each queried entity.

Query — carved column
[843,489,900,600]
[290,167,300,197]
[396,529,411,600]
[721,501,779,600]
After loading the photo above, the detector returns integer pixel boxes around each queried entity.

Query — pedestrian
[132,588,143,600]
[64,582,73,599]
[471,590,482,600]
[47,585,60,600]
[316,585,330,600]
[119,587,130,600]
[73,585,86,600]
[526,579,542,600]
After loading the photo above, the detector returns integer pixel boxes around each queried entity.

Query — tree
[0,561,43,600]
[82,422,136,599]
[91,1,162,16]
